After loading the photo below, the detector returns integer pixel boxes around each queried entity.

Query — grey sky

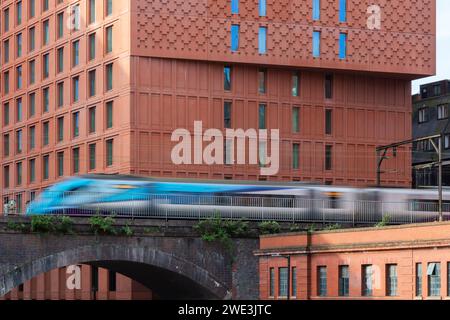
[412,0,450,94]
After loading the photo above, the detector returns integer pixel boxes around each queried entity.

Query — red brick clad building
[0,0,435,300]
[257,222,450,300]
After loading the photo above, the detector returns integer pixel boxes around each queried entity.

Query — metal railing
[4,190,449,225]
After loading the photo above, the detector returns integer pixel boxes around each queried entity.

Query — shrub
[376,215,391,228]
[289,224,302,232]
[143,226,161,234]
[55,216,74,234]
[120,224,134,236]
[6,221,30,233]
[194,215,249,251]
[31,216,56,233]
[89,214,116,235]
[324,224,342,231]
[258,221,281,235]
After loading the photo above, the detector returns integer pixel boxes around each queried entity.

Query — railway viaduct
[0,217,260,300]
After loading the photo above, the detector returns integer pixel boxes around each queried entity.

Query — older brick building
[257,222,450,300]
[0,0,436,300]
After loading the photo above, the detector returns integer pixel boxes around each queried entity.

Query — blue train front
[26,175,302,219]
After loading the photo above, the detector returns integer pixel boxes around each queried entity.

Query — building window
[29,60,35,84]
[106,0,113,16]
[73,76,79,102]
[16,66,23,89]
[4,40,10,63]
[109,271,116,292]
[269,267,275,297]
[16,194,23,214]
[16,130,23,154]
[416,263,422,297]
[73,40,80,67]
[29,0,36,18]
[313,31,321,57]
[438,104,448,120]
[89,107,96,133]
[106,63,113,91]
[89,70,96,97]
[43,20,49,45]
[89,0,96,24]
[224,138,233,165]
[224,102,232,129]
[4,71,10,94]
[433,84,441,96]
[16,98,23,122]
[292,143,300,170]
[43,53,49,78]
[3,134,9,157]
[106,101,113,129]
[57,82,64,107]
[231,25,240,52]
[339,0,347,22]
[73,147,80,174]
[29,126,35,150]
[325,145,333,171]
[3,103,10,126]
[278,267,288,298]
[258,69,267,94]
[362,265,373,297]
[89,33,96,60]
[4,8,9,32]
[73,112,80,137]
[259,27,267,54]
[418,108,428,123]
[72,4,80,31]
[4,166,10,189]
[29,159,36,183]
[43,87,49,112]
[386,264,398,296]
[106,139,114,166]
[447,262,450,297]
[16,33,22,57]
[29,93,36,117]
[43,0,49,11]
[339,33,347,59]
[224,66,231,91]
[325,73,333,99]
[106,26,113,53]
[259,104,266,130]
[259,0,266,16]
[57,152,64,177]
[57,47,64,73]
[339,265,349,297]
[57,117,64,142]
[43,121,49,146]
[43,155,49,180]
[317,266,327,297]
[259,140,267,167]
[292,107,300,133]
[231,0,239,14]
[325,109,332,135]
[57,12,64,38]
[89,144,96,170]
[427,262,441,297]
[313,0,320,20]
[292,72,300,97]
[29,27,35,52]
[16,162,22,186]
[291,267,297,297]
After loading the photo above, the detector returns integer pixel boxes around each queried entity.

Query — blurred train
[25,174,450,223]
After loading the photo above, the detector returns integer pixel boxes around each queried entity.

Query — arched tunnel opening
[85,260,220,300]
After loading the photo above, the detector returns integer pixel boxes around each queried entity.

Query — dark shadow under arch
[0,244,231,300]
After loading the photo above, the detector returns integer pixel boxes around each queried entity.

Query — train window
[409,200,450,212]
[324,192,342,209]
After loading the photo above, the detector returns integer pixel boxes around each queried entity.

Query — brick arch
[0,244,231,299]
